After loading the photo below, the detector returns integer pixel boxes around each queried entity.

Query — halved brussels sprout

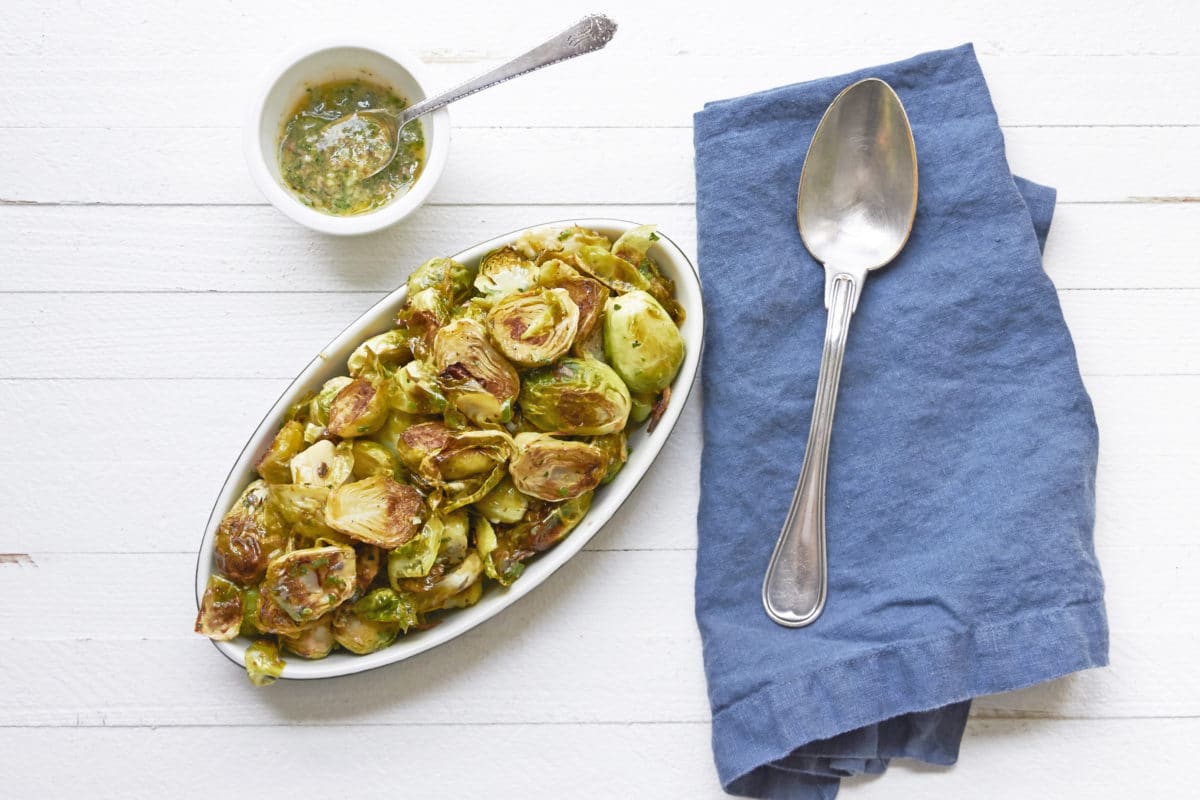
[268,483,333,540]
[611,225,686,323]
[309,376,354,427]
[485,288,579,368]
[604,290,685,395]
[396,552,484,613]
[396,287,450,358]
[513,225,612,259]
[347,329,411,378]
[406,256,476,303]
[256,420,305,484]
[519,357,631,435]
[389,507,470,586]
[590,431,628,484]
[290,439,354,489]
[392,420,452,473]
[253,587,312,636]
[214,480,287,585]
[331,603,402,655]
[281,615,335,659]
[575,245,650,295]
[433,319,520,426]
[475,516,519,586]
[390,359,448,415]
[556,277,609,349]
[351,440,398,479]
[194,574,242,641]
[418,429,515,512]
[474,246,539,299]
[388,514,443,581]
[473,476,530,524]
[508,432,606,501]
[245,639,285,686]
[354,587,418,630]
[264,544,357,623]
[326,376,389,438]
[324,475,427,548]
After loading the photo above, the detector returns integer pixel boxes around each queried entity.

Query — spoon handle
[400,15,617,125]
[762,270,861,627]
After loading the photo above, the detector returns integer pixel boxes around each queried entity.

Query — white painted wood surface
[2,1,1197,796]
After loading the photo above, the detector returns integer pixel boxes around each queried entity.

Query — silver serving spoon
[761,78,918,628]
[328,14,617,179]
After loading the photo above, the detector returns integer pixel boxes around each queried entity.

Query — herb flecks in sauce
[279,79,425,216]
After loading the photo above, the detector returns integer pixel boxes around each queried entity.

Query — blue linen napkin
[692,44,1108,799]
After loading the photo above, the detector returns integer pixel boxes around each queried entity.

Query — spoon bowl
[798,79,918,273]
[762,78,918,628]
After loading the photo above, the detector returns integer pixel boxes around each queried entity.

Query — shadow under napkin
[692,44,1107,800]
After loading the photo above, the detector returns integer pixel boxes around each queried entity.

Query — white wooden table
[2,2,1196,796]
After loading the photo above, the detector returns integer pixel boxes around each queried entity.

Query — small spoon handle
[399,15,617,125]
[762,270,861,627]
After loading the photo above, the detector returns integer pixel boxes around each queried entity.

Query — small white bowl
[244,38,450,236]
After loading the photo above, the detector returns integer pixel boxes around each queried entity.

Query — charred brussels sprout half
[604,290,685,395]
[195,574,243,641]
[485,288,579,367]
[433,318,520,426]
[214,481,286,585]
[325,475,427,549]
[508,432,607,501]
[519,357,631,435]
[264,545,357,623]
[198,224,686,683]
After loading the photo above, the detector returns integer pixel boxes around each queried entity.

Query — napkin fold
[692,44,1107,799]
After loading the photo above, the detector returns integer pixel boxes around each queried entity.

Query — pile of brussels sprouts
[195,224,686,684]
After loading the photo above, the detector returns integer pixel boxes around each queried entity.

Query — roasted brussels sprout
[590,431,628,484]
[326,376,389,438]
[485,288,579,367]
[324,475,427,548]
[508,432,606,501]
[354,587,418,630]
[473,476,530,524]
[406,256,475,303]
[433,318,520,426]
[253,588,312,636]
[332,602,402,654]
[387,508,470,583]
[268,483,333,540]
[214,480,286,585]
[474,246,539,299]
[519,357,631,435]
[396,552,484,613]
[281,616,335,659]
[575,244,650,295]
[194,574,242,641]
[289,439,354,489]
[390,359,447,415]
[245,639,285,686]
[256,420,305,484]
[392,420,452,473]
[309,376,354,427]
[347,329,411,378]
[264,545,357,623]
[396,286,450,358]
[417,429,514,512]
[513,225,611,259]
[604,290,685,395]
[610,225,686,323]
[351,440,398,479]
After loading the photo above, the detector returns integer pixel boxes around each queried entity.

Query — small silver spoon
[761,78,919,628]
[330,14,617,179]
